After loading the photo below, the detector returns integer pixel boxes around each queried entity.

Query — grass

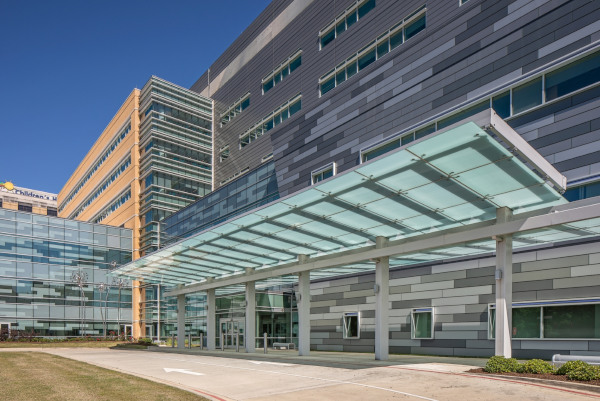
[0,341,128,348]
[0,352,209,401]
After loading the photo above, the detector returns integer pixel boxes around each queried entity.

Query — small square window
[411,308,434,339]
[343,312,360,339]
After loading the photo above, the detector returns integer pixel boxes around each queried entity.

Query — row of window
[320,0,376,50]
[262,50,302,95]
[59,124,131,213]
[362,48,600,162]
[144,101,212,131]
[92,190,131,224]
[150,87,212,116]
[319,5,426,96]
[342,299,600,341]
[563,179,600,202]
[220,167,250,186]
[220,93,250,126]
[71,157,131,219]
[239,94,302,149]
[341,308,433,339]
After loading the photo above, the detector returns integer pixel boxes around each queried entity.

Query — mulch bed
[468,368,600,387]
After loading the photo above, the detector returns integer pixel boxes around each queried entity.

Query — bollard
[200,332,204,350]
[263,332,267,354]
[220,332,224,351]
[236,331,239,352]
[188,333,192,349]
[171,334,175,348]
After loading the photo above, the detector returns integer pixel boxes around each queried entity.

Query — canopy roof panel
[112,110,570,287]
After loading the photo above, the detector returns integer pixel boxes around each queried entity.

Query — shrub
[556,360,590,375]
[517,359,555,374]
[485,356,520,373]
[137,338,154,346]
[566,365,600,381]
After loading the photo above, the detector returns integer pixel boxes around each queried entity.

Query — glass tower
[138,77,213,255]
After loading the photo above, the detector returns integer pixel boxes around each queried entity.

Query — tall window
[411,308,434,339]
[343,312,360,339]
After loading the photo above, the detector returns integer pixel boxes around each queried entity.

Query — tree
[71,270,88,336]
[97,281,111,338]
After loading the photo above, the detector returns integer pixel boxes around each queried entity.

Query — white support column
[177,294,185,349]
[206,288,216,350]
[245,280,256,353]
[297,255,311,356]
[495,207,513,358]
[375,236,389,361]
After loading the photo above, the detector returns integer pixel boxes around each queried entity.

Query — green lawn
[0,341,128,348]
[0,352,209,401]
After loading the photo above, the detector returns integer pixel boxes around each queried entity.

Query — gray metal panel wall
[193,0,600,194]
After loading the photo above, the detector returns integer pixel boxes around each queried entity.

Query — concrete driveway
[12,348,600,401]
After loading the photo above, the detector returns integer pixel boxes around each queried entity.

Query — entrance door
[0,322,11,338]
[122,324,133,339]
[219,318,244,348]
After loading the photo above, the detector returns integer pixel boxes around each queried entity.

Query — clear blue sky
[0,0,271,193]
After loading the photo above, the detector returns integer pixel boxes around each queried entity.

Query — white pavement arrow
[163,368,204,376]
[249,361,293,367]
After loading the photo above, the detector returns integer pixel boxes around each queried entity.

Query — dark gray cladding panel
[190,0,600,194]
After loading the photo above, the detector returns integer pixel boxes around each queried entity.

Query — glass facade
[0,208,133,336]
[163,161,279,242]
[139,76,213,254]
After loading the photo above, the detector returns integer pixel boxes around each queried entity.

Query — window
[563,180,600,201]
[319,0,375,50]
[311,163,336,184]
[319,5,426,96]
[411,308,434,339]
[459,0,470,5]
[46,208,57,217]
[58,123,131,213]
[262,50,302,94]
[220,93,250,126]
[360,47,600,163]
[261,153,273,163]
[545,51,600,101]
[18,203,32,213]
[343,312,360,339]
[488,299,600,339]
[220,146,230,162]
[240,94,302,149]
[362,123,434,162]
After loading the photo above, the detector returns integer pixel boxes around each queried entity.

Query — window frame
[319,0,376,50]
[488,298,600,340]
[411,307,434,339]
[342,311,361,339]
[220,93,250,127]
[311,162,337,184]
[262,50,302,95]
[219,146,230,163]
[319,5,426,97]
[359,46,600,164]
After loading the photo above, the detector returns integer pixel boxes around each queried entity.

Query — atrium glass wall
[0,209,133,337]
[139,76,213,255]
[162,161,279,243]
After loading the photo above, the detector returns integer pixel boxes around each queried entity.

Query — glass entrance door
[0,322,11,338]
[219,318,244,348]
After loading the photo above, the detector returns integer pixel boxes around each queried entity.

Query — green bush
[137,338,154,346]
[556,360,590,375]
[566,365,600,381]
[517,359,555,374]
[484,356,520,373]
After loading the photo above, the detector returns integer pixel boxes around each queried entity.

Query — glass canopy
[112,119,570,287]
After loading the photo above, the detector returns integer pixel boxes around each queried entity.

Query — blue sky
[0,0,271,193]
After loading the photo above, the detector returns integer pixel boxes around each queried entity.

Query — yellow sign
[0,181,15,191]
